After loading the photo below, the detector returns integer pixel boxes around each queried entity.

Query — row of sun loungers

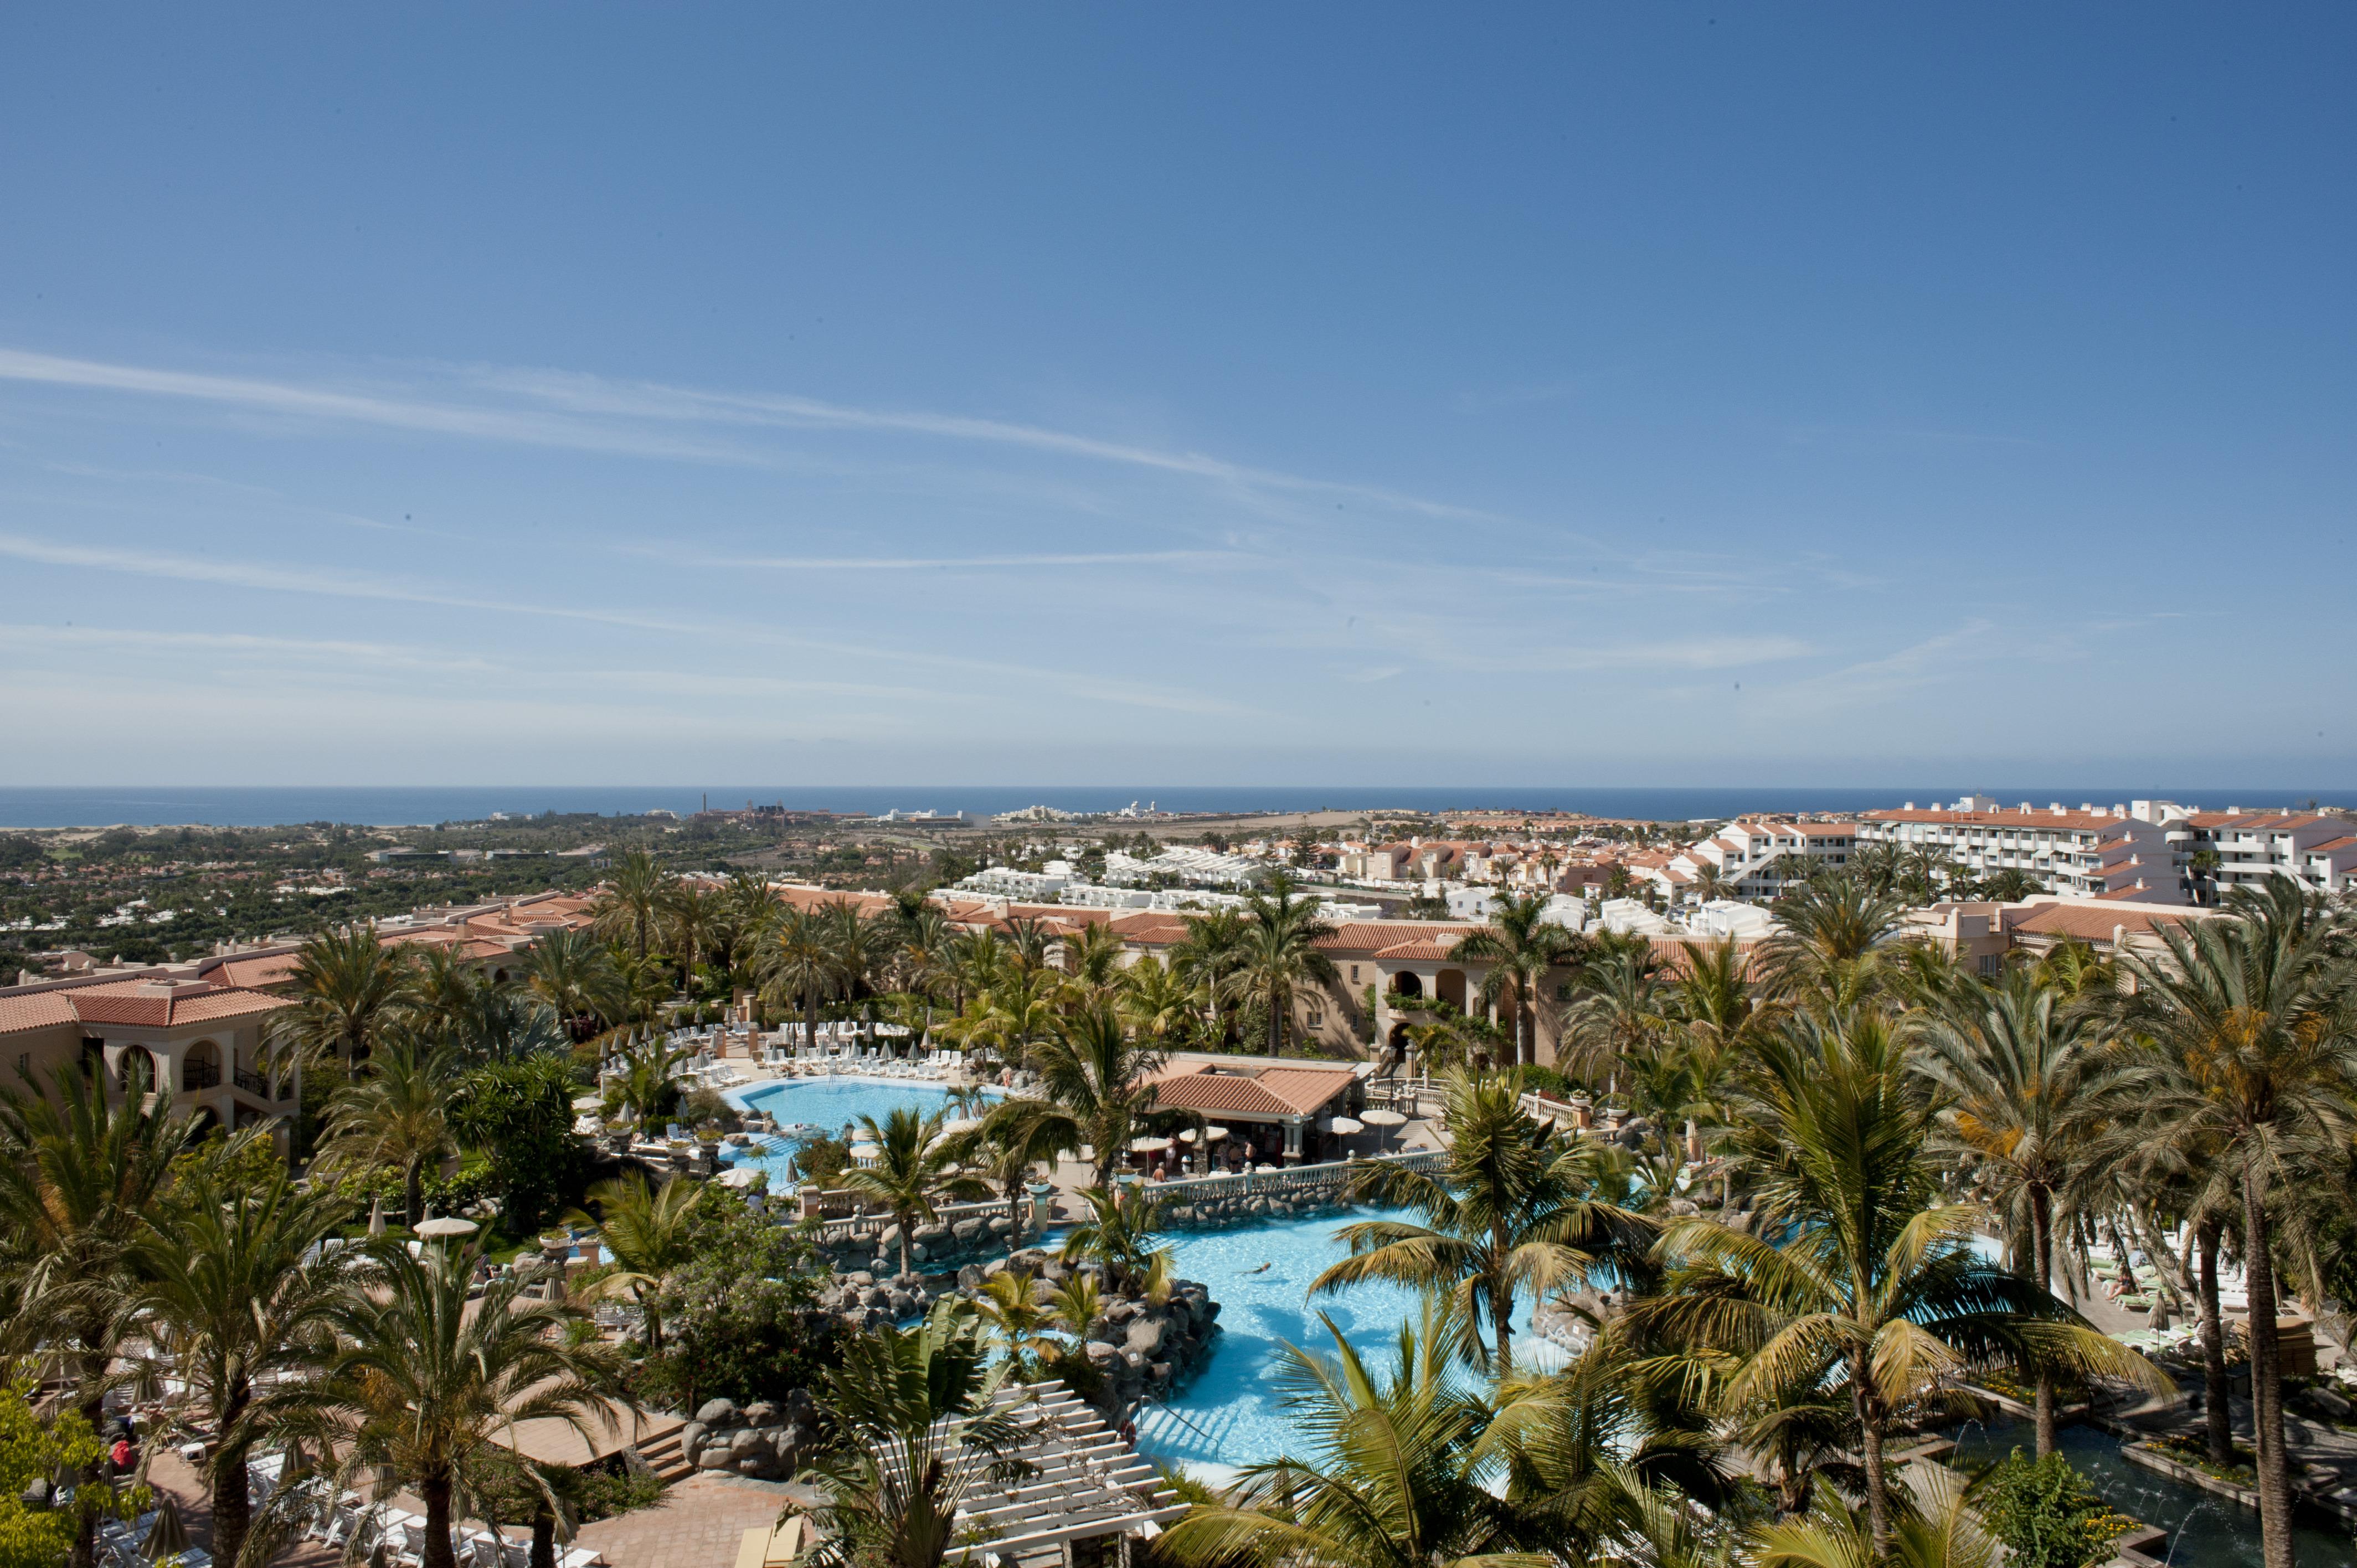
[299,1486,604,1568]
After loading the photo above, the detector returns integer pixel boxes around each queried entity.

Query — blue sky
[2,6,2350,787]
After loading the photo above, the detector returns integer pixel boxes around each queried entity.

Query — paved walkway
[574,1478,797,1568]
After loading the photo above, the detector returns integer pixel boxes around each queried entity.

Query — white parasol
[941,1117,983,1136]
[1320,1116,1365,1136]
[1360,1108,1408,1127]
[716,1165,765,1188]
[572,1092,605,1111]
[367,1196,386,1237]
[1129,1136,1174,1154]
[414,1216,478,1240]
[850,1142,881,1165]
[1176,1126,1229,1143]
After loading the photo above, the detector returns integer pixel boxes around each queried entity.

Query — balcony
[234,1065,270,1098]
[182,1059,221,1091]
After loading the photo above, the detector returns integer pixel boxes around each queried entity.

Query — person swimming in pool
[1244,1262,1272,1274]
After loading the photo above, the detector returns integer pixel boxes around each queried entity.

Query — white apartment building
[1638,819,1859,903]
[2178,811,2357,899]
[1855,797,2184,904]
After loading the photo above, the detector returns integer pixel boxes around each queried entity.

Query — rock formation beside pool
[814,1269,934,1328]
[954,1247,1222,1420]
[676,1391,817,1481]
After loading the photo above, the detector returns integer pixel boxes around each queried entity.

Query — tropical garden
[8,847,2357,1568]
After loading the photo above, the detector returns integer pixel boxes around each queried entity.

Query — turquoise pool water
[720,1077,979,1185]
[1134,1208,1568,1472]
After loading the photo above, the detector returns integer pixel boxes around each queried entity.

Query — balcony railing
[182,1060,221,1091]
[234,1066,270,1097]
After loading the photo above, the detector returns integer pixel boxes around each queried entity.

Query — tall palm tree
[1631,1008,2154,1559]
[1224,872,1339,1056]
[1319,1069,1650,1374]
[279,923,417,1066]
[2097,883,2357,1568]
[592,848,671,961]
[947,1114,1066,1251]
[523,927,627,1043]
[280,1242,630,1568]
[784,1301,1032,1568]
[1910,968,2119,1457]
[753,904,843,1048]
[132,1163,349,1568]
[1558,946,1668,1088]
[1452,892,1583,1068]
[660,881,724,978]
[713,870,780,974]
[318,1039,458,1229]
[820,899,885,1008]
[984,999,1173,1188]
[601,1035,688,1128]
[1752,1461,1998,1568]
[843,1105,992,1277]
[0,1061,199,1568]
[572,1172,704,1354]
[1002,915,1056,974]
[971,1270,1062,1370]
[1157,1304,1548,1568]
[1171,909,1248,1044]
[945,927,1007,1013]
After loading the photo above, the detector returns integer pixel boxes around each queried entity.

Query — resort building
[0,971,297,1143]
[1856,797,2188,903]
[1638,819,1860,904]
[1143,1056,1364,1164]
[2175,811,2357,900]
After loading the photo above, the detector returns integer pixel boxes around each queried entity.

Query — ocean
[0,785,2344,830]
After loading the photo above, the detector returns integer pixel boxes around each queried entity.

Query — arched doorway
[1436,968,1467,1010]
[1392,972,1423,1000]
[121,1046,166,1094]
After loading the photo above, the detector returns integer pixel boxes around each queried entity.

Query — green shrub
[1520,1065,1574,1099]
[1978,1448,2114,1568]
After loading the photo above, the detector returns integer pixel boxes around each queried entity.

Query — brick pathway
[574,1477,793,1568]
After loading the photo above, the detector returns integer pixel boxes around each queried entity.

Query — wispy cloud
[0,345,1500,527]
[0,530,1254,718]
[627,545,1255,572]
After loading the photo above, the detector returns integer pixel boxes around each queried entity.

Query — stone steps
[634,1428,696,1484]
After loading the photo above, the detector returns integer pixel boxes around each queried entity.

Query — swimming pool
[719,1077,984,1186]
[1133,1207,1568,1473]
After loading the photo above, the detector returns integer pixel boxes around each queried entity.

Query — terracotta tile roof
[0,977,290,1035]
[1865,808,2127,833]
[1372,935,1465,962]
[1107,914,1191,946]
[203,952,303,988]
[1144,1062,1357,1117]
[2305,837,2357,856]
[2005,903,2205,942]
[1316,921,1474,955]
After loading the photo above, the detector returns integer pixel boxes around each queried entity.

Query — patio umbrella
[571,1092,604,1111]
[1129,1136,1174,1154]
[141,1500,191,1563]
[941,1117,983,1136]
[1321,1116,1365,1137]
[1174,1125,1229,1144]
[1360,1108,1408,1127]
[366,1196,385,1237]
[414,1216,477,1241]
[716,1165,765,1188]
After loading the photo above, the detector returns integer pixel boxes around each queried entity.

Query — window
[1350,965,1361,983]
[1977,955,2001,976]
[1556,981,1573,1000]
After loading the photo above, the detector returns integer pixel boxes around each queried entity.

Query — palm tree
[1558,946,1668,1088]
[1318,1069,1650,1374]
[2097,882,2357,1568]
[1056,1184,1172,1297]
[0,1061,199,1568]
[1452,892,1583,1068]
[592,848,671,961]
[971,1271,1062,1369]
[1171,909,1248,1044]
[601,1035,688,1128]
[1059,921,1129,991]
[1003,915,1056,973]
[753,904,843,1049]
[571,1172,704,1354]
[820,899,885,1008]
[279,923,416,1065]
[945,927,1007,1012]
[842,1105,992,1277]
[1630,1008,2154,1559]
[713,870,780,974]
[785,1301,1035,1568]
[1116,955,1202,1046]
[280,1241,630,1568]
[1157,1306,1547,1568]
[1910,968,2117,1456]
[660,881,724,978]
[132,1163,349,1568]
[1753,1460,1997,1568]
[984,999,1173,1188]
[318,1039,458,1229]
[523,927,627,1043]
[1759,874,1908,1001]
[949,1115,1066,1251]
[1979,866,2041,904]
[1224,872,1339,1056]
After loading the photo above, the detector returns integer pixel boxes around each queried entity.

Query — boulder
[1125,1317,1168,1358]
[727,1427,764,1456]
[914,1223,951,1244]
[887,1290,917,1318]
[847,1272,877,1288]
[743,1401,780,1426]
[677,1420,707,1461]
[2309,1385,2354,1420]
[1104,1299,1138,1325]
[696,1447,735,1470]
[988,1215,1015,1235]
[1084,1341,1121,1369]
[952,1219,986,1244]
[696,1397,739,1426]
[958,1263,985,1289]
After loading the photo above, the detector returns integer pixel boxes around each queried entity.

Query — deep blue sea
[0,784,2344,829]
